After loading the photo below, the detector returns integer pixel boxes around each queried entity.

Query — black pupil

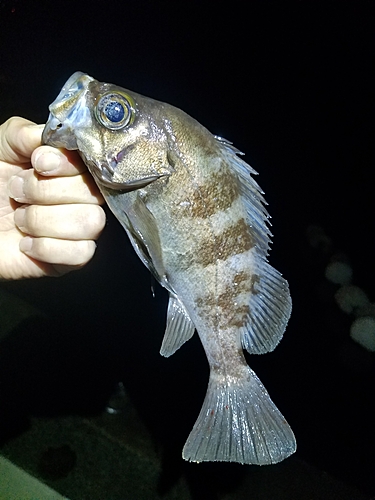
[105,101,125,122]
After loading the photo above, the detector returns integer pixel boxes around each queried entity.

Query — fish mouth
[42,72,94,149]
[42,117,79,150]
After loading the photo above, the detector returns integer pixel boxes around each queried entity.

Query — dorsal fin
[215,137,291,354]
[215,136,272,259]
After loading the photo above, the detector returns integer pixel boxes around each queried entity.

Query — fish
[42,72,296,465]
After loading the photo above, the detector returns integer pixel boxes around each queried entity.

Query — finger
[32,146,87,176]
[0,117,44,164]
[7,169,103,204]
[14,204,106,240]
[19,237,97,266]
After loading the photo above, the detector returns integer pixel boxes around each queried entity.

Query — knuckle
[91,205,106,232]
[80,205,106,237]
[79,240,97,263]
[67,240,96,265]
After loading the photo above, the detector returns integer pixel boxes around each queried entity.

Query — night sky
[0,1,374,497]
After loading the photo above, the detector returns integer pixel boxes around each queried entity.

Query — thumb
[0,117,44,164]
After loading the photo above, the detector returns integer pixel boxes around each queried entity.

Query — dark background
[0,0,374,497]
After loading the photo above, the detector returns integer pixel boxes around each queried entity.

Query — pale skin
[0,117,106,280]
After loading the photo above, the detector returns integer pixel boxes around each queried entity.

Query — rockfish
[42,72,296,464]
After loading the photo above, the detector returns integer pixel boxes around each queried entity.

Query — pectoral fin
[106,191,166,282]
[127,195,167,280]
[104,190,195,356]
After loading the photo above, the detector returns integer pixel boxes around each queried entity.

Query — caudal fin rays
[182,367,296,465]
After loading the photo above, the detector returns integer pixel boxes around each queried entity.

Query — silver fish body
[43,72,296,464]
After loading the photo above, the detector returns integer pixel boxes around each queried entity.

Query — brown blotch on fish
[233,270,252,288]
[185,169,240,219]
[196,292,250,329]
[196,271,253,328]
[228,305,250,328]
[217,282,252,311]
[193,218,255,268]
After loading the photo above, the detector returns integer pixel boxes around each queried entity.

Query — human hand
[0,117,106,280]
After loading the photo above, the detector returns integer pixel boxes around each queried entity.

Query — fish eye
[95,92,135,130]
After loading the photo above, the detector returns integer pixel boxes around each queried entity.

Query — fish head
[42,72,173,191]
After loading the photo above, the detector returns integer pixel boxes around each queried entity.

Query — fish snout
[42,116,79,150]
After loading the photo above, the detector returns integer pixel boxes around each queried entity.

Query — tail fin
[182,367,296,465]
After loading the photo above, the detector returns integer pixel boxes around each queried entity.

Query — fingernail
[34,151,61,174]
[7,175,25,201]
[14,207,26,232]
[19,236,33,253]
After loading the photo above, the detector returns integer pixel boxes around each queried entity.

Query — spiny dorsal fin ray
[215,136,272,259]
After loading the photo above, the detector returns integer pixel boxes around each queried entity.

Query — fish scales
[142,127,255,344]
[42,72,296,465]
